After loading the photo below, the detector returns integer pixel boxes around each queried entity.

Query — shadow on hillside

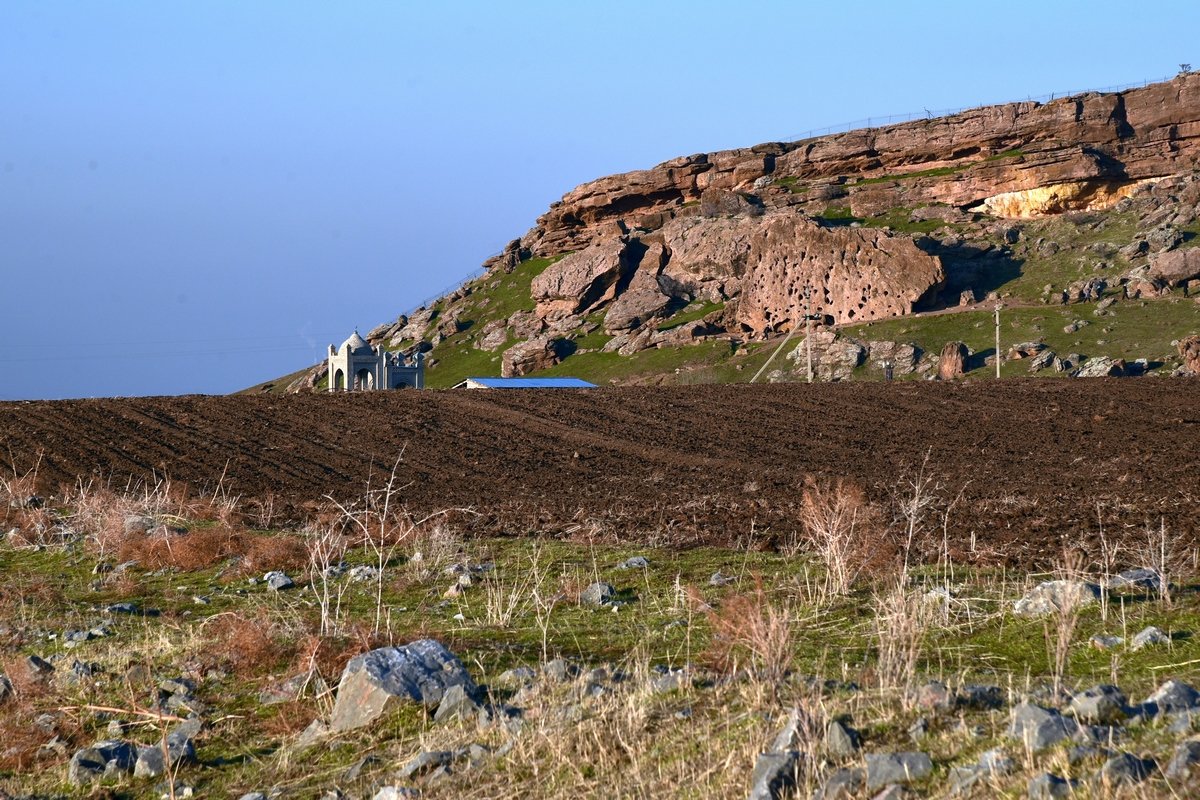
[915,240,1024,312]
[966,347,996,372]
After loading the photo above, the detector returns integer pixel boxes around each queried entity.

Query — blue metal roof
[462,377,597,389]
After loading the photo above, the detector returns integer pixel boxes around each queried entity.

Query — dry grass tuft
[201,613,294,678]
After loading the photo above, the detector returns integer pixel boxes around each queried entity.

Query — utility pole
[994,303,1003,379]
[804,286,814,383]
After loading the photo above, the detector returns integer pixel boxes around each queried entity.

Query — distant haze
[2,0,1196,399]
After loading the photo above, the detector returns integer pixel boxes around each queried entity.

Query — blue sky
[2,1,1197,399]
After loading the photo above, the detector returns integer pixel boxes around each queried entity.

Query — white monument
[327,331,424,391]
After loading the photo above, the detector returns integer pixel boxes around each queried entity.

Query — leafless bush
[791,476,889,598]
[707,578,796,680]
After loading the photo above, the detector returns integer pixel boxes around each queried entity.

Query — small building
[328,331,424,391]
[453,377,597,389]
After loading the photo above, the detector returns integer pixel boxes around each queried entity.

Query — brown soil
[1,381,1197,567]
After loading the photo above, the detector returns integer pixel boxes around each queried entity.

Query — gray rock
[1069,685,1128,724]
[814,767,865,800]
[1013,580,1100,616]
[1028,772,1074,799]
[579,581,616,606]
[1164,740,1200,781]
[1089,634,1123,650]
[825,719,861,758]
[1130,626,1169,650]
[770,708,806,752]
[1008,703,1079,751]
[907,718,930,742]
[747,750,799,800]
[865,752,931,790]
[1096,752,1156,786]
[1075,356,1128,378]
[373,788,421,800]
[263,571,294,591]
[709,571,735,587]
[433,682,481,723]
[494,666,536,689]
[958,684,1005,711]
[616,555,649,569]
[542,658,579,682]
[67,739,136,785]
[398,749,455,780]
[123,515,156,534]
[1143,679,1200,715]
[1107,567,1163,593]
[237,794,267,800]
[329,640,477,732]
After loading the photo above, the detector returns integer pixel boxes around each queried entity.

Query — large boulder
[1013,580,1100,616]
[501,336,573,377]
[1074,356,1128,378]
[1148,248,1200,285]
[938,341,969,379]
[329,640,477,733]
[1179,334,1200,374]
[786,331,865,381]
[531,238,643,318]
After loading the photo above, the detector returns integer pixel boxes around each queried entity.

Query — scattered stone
[433,683,482,723]
[825,719,861,758]
[67,739,136,785]
[1095,752,1156,786]
[26,655,54,677]
[263,571,294,591]
[865,752,932,790]
[709,571,735,587]
[1108,567,1163,593]
[1143,679,1200,715]
[1164,740,1200,781]
[1069,685,1129,725]
[1131,625,1170,650]
[748,750,799,800]
[907,718,930,742]
[1008,702,1079,751]
[1012,580,1100,616]
[616,555,649,570]
[398,749,455,780]
[1028,772,1074,799]
[348,565,379,582]
[494,666,536,689]
[1090,634,1123,650]
[579,581,616,606]
[814,767,865,800]
[329,640,477,732]
[958,684,1005,711]
[542,658,579,683]
[914,681,955,712]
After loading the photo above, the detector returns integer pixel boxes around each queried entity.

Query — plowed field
[2,381,1197,566]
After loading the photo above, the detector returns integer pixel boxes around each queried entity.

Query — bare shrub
[706,578,795,680]
[792,476,890,597]
[200,613,293,678]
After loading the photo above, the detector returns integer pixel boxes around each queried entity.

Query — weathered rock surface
[938,341,968,379]
[1013,580,1100,616]
[500,336,572,377]
[1008,703,1079,751]
[1180,334,1200,374]
[329,640,477,733]
[1149,248,1200,285]
[865,752,933,789]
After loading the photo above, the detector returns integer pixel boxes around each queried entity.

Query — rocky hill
[257,74,1200,392]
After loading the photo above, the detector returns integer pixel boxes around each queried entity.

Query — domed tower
[327,331,424,391]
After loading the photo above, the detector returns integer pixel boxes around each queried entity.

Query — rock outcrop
[513,75,1200,261]
[1179,334,1200,374]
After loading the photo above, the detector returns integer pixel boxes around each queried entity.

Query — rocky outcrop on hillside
[501,74,1200,264]
[473,75,1200,347]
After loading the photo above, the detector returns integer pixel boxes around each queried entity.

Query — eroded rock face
[737,215,944,333]
[939,341,969,379]
[655,213,943,334]
[501,337,572,377]
[510,74,1200,261]
[531,238,645,319]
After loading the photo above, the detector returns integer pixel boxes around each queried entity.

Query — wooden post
[994,304,1002,379]
[804,286,814,384]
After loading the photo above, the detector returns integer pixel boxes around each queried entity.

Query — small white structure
[327,331,424,391]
